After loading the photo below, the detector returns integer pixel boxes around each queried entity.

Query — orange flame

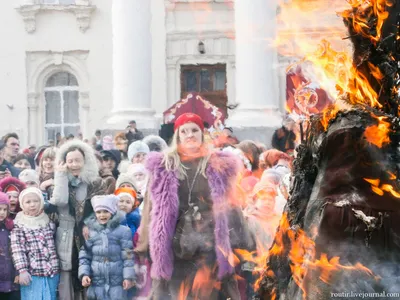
[363,116,391,148]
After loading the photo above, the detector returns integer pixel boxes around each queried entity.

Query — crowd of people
[0,113,296,300]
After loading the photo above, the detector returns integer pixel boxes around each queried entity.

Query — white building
[0,0,345,146]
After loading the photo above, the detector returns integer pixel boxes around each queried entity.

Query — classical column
[108,0,156,129]
[227,0,281,127]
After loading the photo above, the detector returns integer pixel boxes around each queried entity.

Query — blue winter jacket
[79,213,135,300]
[120,208,141,237]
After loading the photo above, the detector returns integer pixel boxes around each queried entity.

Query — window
[40,0,76,4]
[44,72,80,141]
[181,64,228,113]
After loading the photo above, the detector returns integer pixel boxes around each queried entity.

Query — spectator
[271,117,296,155]
[2,133,20,164]
[102,135,115,151]
[127,141,149,164]
[95,129,102,146]
[48,139,55,147]
[101,150,121,179]
[12,154,32,171]
[142,135,168,152]
[19,169,40,188]
[66,134,75,141]
[0,141,20,178]
[125,120,144,145]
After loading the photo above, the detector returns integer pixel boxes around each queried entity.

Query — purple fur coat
[146,151,240,281]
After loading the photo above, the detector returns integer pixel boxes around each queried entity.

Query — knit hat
[142,135,168,152]
[116,173,136,189]
[115,187,137,204]
[0,177,26,194]
[34,146,49,167]
[91,195,118,214]
[19,169,40,186]
[127,163,147,176]
[0,191,10,206]
[128,141,150,162]
[174,113,204,132]
[18,187,44,212]
[102,135,115,151]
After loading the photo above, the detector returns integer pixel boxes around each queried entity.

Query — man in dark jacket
[125,120,144,145]
[0,141,20,178]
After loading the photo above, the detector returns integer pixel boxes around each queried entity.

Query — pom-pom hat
[174,113,204,132]
[91,195,118,215]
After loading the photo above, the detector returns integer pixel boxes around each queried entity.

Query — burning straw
[258,0,400,299]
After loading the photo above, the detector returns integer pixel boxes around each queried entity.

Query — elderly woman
[142,113,253,300]
[50,140,104,300]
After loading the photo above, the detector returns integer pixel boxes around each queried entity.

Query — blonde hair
[40,147,57,168]
[162,130,210,180]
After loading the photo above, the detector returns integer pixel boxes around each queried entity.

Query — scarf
[68,173,82,187]
[14,211,50,229]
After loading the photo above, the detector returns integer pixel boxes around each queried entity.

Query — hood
[84,211,124,232]
[56,140,99,184]
[143,135,168,152]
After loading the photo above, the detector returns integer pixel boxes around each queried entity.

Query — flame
[364,178,400,198]
[363,116,391,148]
[342,0,394,44]
[279,0,394,129]
[258,213,375,298]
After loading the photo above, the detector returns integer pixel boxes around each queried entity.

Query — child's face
[0,204,8,221]
[23,194,41,216]
[132,153,146,164]
[118,196,134,213]
[6,192,19,212]
[14,159,31,170]
[133,172,146,182]
[42,157,55,173]
[95,209,112,225]
[120,183,134,189]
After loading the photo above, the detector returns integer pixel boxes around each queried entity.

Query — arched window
[44,72,80,140]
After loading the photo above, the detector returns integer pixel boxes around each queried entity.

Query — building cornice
[16,3,96,33]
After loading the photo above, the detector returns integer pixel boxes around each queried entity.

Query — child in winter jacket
[10,187,60,300]
[79,195,135,300]
[0,191,20,300]
[114,187,142,238]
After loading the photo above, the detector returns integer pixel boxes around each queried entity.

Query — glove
[19,271,32,286]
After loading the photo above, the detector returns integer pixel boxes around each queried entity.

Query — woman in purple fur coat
[141,113,254,300]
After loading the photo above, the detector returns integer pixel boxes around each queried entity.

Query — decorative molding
[27,92,39,110]
[79,91,90,109]
[16,3,96,33]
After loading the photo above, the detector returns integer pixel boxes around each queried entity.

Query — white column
[227,0,281,127]
[108,0,156,129]
[27,92,39,145]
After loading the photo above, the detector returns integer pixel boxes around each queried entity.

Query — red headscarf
[174,113,204,132]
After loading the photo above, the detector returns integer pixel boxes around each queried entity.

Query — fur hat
[18,187,44,212]
[116,173,136,189]
[128,141,150,162]
[115,187,137,204]
[142,135,168,152]
[174,113,204,132]
[19,169,40,186]
[0,191,10,206]
[0,177,26,194]
[91,195,118,215]
[127,163,147,176]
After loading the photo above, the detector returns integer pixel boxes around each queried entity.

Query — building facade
[0,0,345,146]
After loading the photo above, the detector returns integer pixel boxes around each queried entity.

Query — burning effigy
[258,1,400,299]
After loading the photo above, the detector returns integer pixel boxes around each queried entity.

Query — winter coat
[0,160,20,178]
[50,140,105,271]
[145,151,255,281]
[99,169,116,194]
[0,219,18,293]
[79,213,135,300]
[121,209,141,237]
[126,130,144,145]
[11,222,59,277]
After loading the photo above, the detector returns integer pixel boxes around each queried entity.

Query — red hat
[174,113,204,132]
[0,178,26,194]
[114,187,137,203]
